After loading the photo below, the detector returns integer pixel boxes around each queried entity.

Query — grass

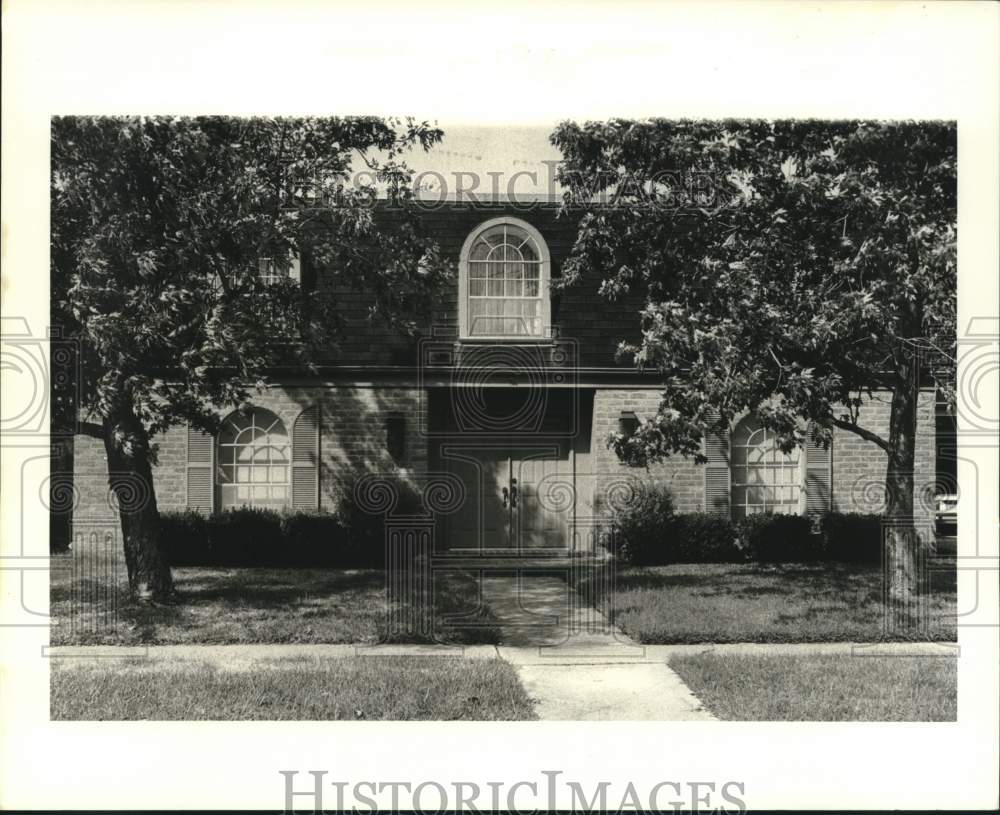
[670,653,957,721]
[589,562,957,644]
[51,548,502,646]
[51,656,535,720]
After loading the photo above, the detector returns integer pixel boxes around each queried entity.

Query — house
[67,201,941,554]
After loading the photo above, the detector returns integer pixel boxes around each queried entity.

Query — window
[730,414,802,520]
[459,218,550,338]
[258,256,301,286]
[217,407,291,509]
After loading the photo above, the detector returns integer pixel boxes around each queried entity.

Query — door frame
[434,438,576,556]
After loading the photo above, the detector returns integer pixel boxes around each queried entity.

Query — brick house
[68,201,940,553]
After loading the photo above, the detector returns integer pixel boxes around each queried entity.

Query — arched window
[730,414,802,520]
[459,217,550,338]
[217,407,291,509]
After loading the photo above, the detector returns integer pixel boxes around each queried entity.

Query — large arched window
[217,407,291,509]
[459,217,550,338]
[730,414,802,519]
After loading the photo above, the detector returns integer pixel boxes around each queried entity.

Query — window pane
[524,279,539,297]
[504,278,522,297]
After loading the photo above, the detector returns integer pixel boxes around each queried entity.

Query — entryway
[428,388,592,555]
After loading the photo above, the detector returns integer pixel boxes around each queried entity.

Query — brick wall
[311,203,643,367]
[71,385,427,531]
[588,388,705,515]
[587,387,938,523]
[70,385,938,533]
[831,389,937,526]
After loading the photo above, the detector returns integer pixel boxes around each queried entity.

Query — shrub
[609,483,677,564]
[335,479,423,566]
[736,513,819,562]
[207,506,284,566]
[610,484,742,565]
[159,476,426,568]
[821,512,883,562]
[279,512,352,567]
[665,514,742,563]
[160,509,210,566]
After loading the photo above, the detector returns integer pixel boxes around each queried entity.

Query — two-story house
[68,200,941,556]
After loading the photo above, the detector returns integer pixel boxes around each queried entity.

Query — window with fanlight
[217,407,291,509]
[459,218,550,338]
[730,414,803,520]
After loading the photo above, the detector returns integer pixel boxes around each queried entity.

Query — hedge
[159,507,416,568]
[735,513,819,562]
[820,512,884,562]
[609,486,881,565]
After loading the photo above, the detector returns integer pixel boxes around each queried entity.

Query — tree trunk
[102,404,174,602]
[883,367,924,632]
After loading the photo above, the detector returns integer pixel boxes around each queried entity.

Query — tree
[551,119,956,611]
[51,116,450,601]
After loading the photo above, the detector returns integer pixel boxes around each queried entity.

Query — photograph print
[47,115,959,724]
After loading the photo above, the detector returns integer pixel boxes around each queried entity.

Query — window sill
[458,336,556,345]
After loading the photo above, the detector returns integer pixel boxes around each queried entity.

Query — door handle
[501,486,509,508]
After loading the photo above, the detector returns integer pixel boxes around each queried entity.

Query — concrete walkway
[458,573,716,720]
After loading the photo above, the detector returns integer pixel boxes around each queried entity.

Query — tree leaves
[51,116,449,442]
[552,119,957,460]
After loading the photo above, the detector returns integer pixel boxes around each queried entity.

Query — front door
[435,436,573,552]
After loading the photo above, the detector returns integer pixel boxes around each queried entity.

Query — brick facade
[71,384,938,538]
[309,203,644,367]
[66,204,941,541]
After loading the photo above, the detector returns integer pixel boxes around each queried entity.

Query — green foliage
[735,513,819,562]
[551,120,956,464]
[51,116,450,442]
[161,473,427,567]
[821,512,884,563]
[334,479,424,554]
[161,508,361,568]
[610,486,742,564]
[663,514,742,564]
[608,483,676,562]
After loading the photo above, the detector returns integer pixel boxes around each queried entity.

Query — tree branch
[76,420,105,440]
[831,416,891,453]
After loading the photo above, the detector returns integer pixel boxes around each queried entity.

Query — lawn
[591,562,957,644]
[50,550,501,646]
[51,656,535,720]
[670,653,957,721]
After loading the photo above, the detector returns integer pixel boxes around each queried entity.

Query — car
[934,493,958,554]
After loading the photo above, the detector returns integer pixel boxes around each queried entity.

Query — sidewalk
[46,570,958,720]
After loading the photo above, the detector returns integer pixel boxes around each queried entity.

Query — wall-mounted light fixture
[618,411,640,438]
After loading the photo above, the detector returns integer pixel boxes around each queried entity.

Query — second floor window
[459,217,550,338]
[258,256,301,286]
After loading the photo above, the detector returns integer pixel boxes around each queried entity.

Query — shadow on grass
[52,557,504,646]
[381,569,503,646]
[574,560,958,644]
